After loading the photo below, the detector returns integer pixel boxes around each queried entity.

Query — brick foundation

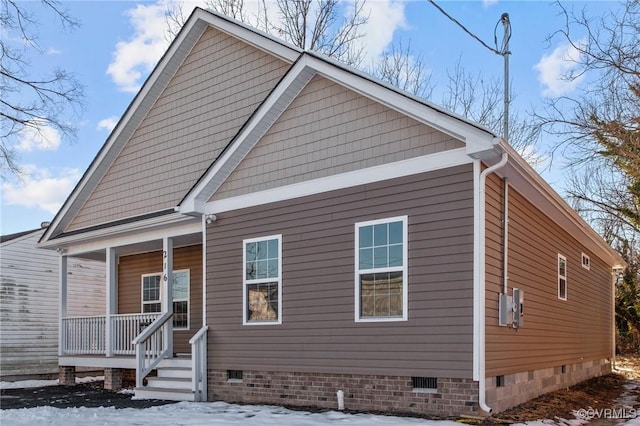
[208,370,478,417]
[486,358,612,413]
[104,368,123,390]
[59,366,76,386]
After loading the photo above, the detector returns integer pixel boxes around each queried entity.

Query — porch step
[134,357,194,402]
[134,386,195,402]
[157,357,191,369]
[146,376,191,390]
[157,366,191,379]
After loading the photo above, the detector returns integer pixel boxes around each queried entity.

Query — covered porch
[56,227,208,401]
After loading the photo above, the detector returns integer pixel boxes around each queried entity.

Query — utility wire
[427,0,502,56]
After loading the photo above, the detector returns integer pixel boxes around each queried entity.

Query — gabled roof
[1,227,44,244]
[40,7,301,244]
[38,7,623,270]
[178,51,501,213]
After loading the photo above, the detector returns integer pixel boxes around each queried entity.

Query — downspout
[477,151,508,414]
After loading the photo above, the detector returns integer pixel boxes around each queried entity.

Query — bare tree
[166,0,368,67]
[0,0,84,178]
[536,1,639,352]
[441,60,542,166]
[371,40,434,100]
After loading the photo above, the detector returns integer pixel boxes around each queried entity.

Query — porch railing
[61,313,160,356]
[189,325,208,402]
[61,315,106,355]
[132,311,173,388]
[111,313,160,355]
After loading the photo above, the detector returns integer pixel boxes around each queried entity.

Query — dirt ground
[485,355,640,424]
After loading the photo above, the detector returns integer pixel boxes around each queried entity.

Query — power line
[427,0,502,56]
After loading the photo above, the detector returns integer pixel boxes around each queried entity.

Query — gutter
[475,151,508,414]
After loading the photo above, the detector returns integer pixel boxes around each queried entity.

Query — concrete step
[146,376,191,390]
[157,357,191,369]
[134,386,194,402]
[157,366,191,379]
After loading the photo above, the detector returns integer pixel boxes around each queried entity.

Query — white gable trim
[181,53,500,215]
[41,8,299,244]
[204,148,471,215]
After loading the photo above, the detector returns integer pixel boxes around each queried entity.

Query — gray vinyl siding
[209,75,464,202]
[0,229,105,377]
[66,27,290,232]
[485,174,614,376]
[207,164,475,379]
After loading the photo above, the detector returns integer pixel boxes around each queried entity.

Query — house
[1,224,105,380]
[38,8,625,416]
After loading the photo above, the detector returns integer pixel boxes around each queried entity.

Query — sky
[0,0,622,235]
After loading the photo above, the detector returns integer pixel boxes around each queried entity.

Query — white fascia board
[41,18,209,244]
[500,143,625,269]
[180,56,315,214]
[306,57,498,154]
[196,8,300,62]
[205,148,472,215]
[39,213,200,256]
[43,8,300,244]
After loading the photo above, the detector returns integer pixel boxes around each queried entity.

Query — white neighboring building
[0,224,106,379]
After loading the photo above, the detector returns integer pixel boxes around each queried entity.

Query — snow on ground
[1,401,459,426]
[0,376,104,390]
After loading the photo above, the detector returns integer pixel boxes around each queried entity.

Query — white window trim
[243,234,283,326]
[558,254,567,301]
[141,273,162,313]
[140,269,190,330]
[581,253,591,270]
[354,215,408,322]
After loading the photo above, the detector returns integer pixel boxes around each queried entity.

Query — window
[581,253,590,270]
[141,270,190,329]
[355,216,408,321]
[243,235,282,325]
[558,254,567,300]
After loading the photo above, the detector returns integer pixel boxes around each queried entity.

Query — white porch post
[105,248,117,357]
[58,253,67,356]
[162,237,174,355]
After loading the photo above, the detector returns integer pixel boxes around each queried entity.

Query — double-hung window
[558,254,567,300]
[141,269,190,329]
[243,235,282,325]
[355,216,408,321]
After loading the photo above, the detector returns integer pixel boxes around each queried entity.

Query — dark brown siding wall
[485,174,613,376]
[207,164,475,379]
[118,245,203,353]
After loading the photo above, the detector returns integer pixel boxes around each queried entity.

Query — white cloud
[15,123,61,152]
[46,47,62,55]
[483,0,498,8]
[2,166,82,214]
[106,1,175,93]
[97,116,119,132]
[356,0,407,62]
[534,41,585,97]
[106,0,406,92]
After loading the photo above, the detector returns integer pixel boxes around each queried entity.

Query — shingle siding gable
[65,26,290,232]
[209,75,464,202]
